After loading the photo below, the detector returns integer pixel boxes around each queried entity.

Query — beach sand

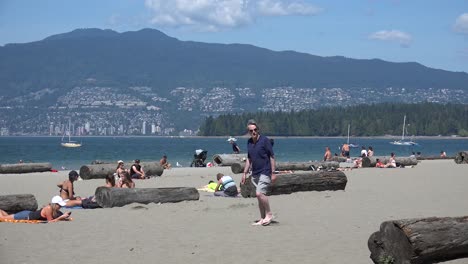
[1,160,468,264]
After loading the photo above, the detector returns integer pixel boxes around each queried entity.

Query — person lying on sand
[0,196,71,223]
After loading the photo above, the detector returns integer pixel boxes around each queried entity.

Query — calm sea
[0,136,467,170]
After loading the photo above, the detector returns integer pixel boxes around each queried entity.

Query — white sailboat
[61,119,82,148]
[347,124,359,148]
[390,115,417,146]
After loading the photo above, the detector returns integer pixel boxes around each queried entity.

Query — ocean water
[0,136,467,171]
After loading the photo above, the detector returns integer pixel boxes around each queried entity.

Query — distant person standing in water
[242,119,275,226]
[323,146,332,161]
[341,143,350,157]
[228,137,240,154]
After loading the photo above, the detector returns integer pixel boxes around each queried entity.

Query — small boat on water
[61,119,82,148]
[390,115,418,146]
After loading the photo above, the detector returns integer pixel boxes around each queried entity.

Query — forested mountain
[1,28,467,101]
[198,103,468,137]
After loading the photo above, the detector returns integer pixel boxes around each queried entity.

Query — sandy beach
[1,160,468,264]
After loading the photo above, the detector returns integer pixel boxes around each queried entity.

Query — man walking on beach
[241,119,276,226]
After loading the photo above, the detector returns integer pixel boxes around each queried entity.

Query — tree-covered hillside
[198,103,468,137]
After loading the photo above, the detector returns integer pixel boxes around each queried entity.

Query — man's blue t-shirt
[247,135,274,177]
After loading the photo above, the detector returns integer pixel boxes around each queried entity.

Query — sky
[0,0,467,73]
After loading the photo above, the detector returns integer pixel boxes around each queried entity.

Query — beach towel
[0,218,73,224]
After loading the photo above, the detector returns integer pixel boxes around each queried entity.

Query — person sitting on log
[353,153,366,168]
[130,159,146,179]
[0,196,71,223]
[160,155,172,170]
[385,153,397,168]
[214,173,238,197]
[118,171,135,188]
[323,146,332,161]
[116,160,128,179]
[57,170,82,207]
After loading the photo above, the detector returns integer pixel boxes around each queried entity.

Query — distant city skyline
[0,0,467,73]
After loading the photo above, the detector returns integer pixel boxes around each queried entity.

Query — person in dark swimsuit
[57,170,82,207]
[0,196,71,222]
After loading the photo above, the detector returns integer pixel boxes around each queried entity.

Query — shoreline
[1,135,466,139]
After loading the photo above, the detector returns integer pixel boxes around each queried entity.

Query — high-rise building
[142,121,146,135]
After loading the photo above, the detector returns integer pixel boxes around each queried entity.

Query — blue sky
[0,0,467,72]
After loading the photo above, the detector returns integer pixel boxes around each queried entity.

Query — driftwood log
[368,216,468,264]
[212,154,247,166]
[0,194,38,213]
[231,161,339,174]
[362,156,418,168]
[0,163,52,174]
[416,156,454,160]
[455,151,468,164]
[240,170,347,198]
[94,187,199,208]
[80,162,164,180]
[330,156,347,162]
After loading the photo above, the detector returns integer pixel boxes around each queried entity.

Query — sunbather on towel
[0,196,71,223]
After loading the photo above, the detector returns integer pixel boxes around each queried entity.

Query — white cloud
[369,30,412,47]
[144,0,322,31]
[454,13,468,34]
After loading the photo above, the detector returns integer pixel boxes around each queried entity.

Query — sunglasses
[248,128,258,133]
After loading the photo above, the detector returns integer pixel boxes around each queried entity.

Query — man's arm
[270,156,276,183]
[241,159,251,184]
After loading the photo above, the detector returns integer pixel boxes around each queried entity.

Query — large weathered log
[0,163,52,174]
[0,194,38,213]
[240,170,347,198]
[94,187,199,208]
[231,161,339,174]
[368,216,468,264]
[455,151,468,164]
[80,162,164,180]
[362,156,418,168]
[416,156,454,160]
[330,156,347,162]
[212,154,247,166]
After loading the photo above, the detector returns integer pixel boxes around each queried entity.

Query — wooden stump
[368,216,468,264]
[0,194,38,213]
[240,170,347,198]
[94,187,200,208]
[362,156,418,168]
[455,151,468,164]
[80,162,164,180]
[212,154,247,166]
[0,163,52,174]
[231,161,339,174]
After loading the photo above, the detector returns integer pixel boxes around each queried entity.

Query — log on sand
[0,163,52,174]
[455,151,468,164]
[416,156,454,160]
[362,156,418,168]
[212,154,247,166]
[94,187,199,208]
[368,216,468,264]
[231,161,339,174]
[80,162,164,180]
[240,170,347,198]
[330,156,347,162]
[0,194,38,213]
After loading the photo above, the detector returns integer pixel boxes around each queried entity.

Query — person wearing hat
[57,170,82,207]
[116,160,128,180]
[130,159,146,179]
[228,137,240,154]
[0,196,71,222]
